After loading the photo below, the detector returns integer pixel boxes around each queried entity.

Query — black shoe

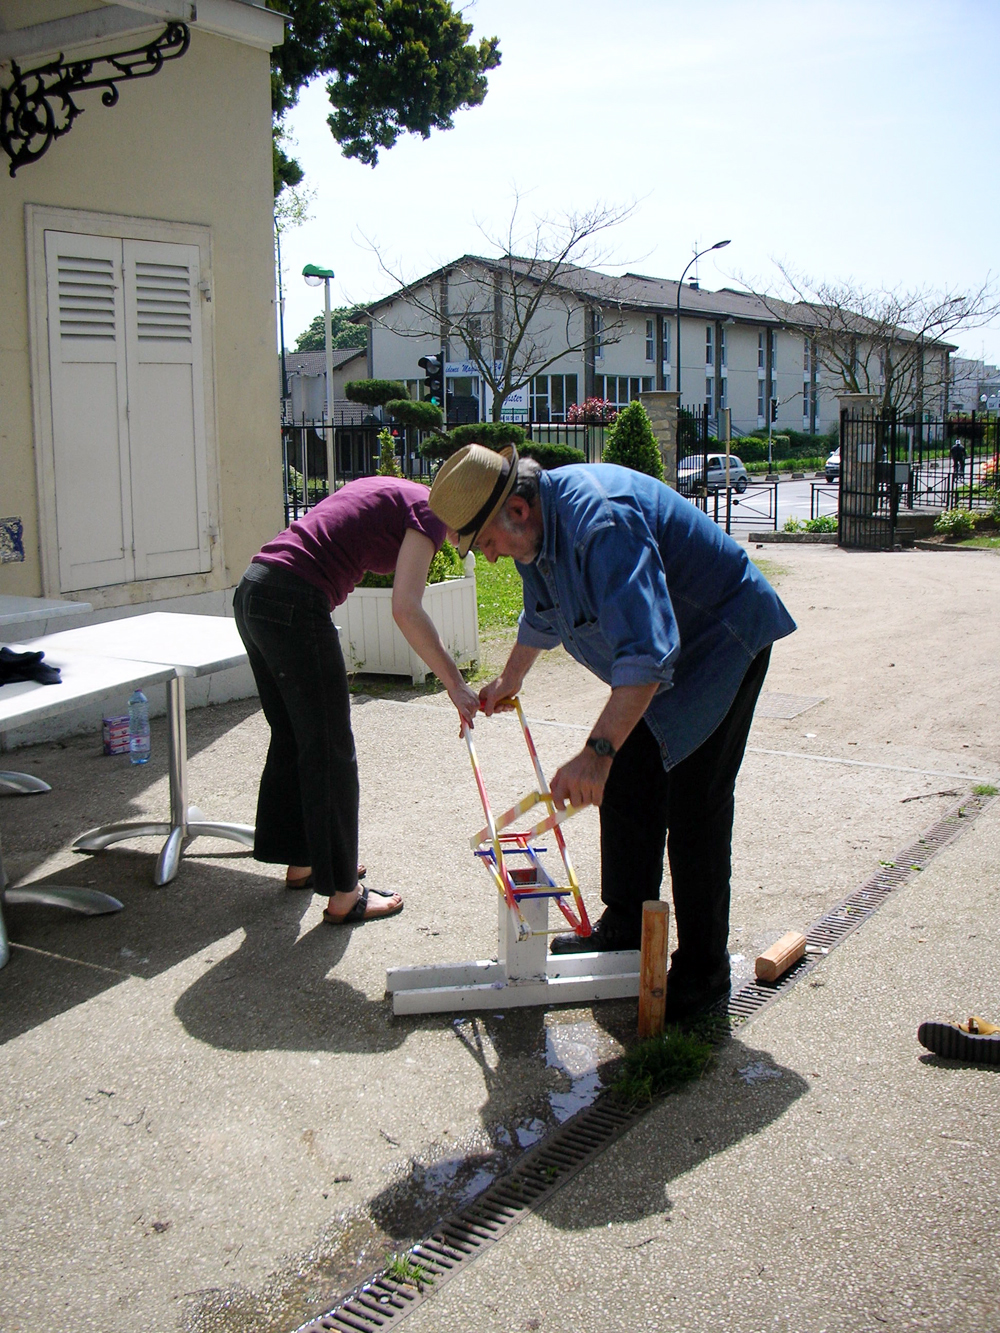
[550,911,640,955]
[663,979,731,1026]
[917,1016,1000,1065]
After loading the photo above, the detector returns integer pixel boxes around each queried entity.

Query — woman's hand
[448,678,480,728]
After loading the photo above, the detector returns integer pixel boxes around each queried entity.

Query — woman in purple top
[234,477,479,925]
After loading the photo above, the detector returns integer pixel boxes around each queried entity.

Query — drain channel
[293,788,996,1333]
[293,1099,637,1332]
[728,789,995,1021]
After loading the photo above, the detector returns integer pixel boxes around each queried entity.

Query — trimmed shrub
[344,378,408,406]
[419,421,527,460]
[602,400,664,480]
[386,399,443,429]
[521,442,585,468]
[376,427,403,478]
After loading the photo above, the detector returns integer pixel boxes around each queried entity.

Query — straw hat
[429,444,519,557]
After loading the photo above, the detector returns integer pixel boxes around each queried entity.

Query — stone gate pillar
[639,390,680,488]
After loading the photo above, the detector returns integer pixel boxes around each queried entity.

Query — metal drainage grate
[293,788,996,1333]
[293,1099,637,1333]
[727,790,996,1024]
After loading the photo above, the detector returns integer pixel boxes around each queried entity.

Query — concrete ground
[1,543,998,1333]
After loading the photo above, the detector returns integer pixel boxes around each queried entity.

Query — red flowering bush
[567,397,619,424]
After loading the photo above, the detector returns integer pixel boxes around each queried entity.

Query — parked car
[678,453,750,495]
[825,448,841,482]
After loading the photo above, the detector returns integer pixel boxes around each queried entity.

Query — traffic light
[770,397,778,422]
[418,352,444,405]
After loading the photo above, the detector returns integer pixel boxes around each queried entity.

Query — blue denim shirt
[515,465,796,769]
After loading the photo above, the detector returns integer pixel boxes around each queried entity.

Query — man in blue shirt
[429,444,796,1022]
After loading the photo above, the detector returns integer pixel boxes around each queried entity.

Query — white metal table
[0,595,92,794]
[21,613,255,885]
[0,650,173,968]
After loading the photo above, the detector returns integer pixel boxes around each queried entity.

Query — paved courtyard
[2,543,999,1333]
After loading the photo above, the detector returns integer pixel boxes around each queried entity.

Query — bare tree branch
[359,196,635,419]
[743,263,1000,414]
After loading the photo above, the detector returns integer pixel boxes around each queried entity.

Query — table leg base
[3,886,123,915]
[74,815,255,885]
[0,770,52,795]
[74,821,171,851]
[186,820,255,847]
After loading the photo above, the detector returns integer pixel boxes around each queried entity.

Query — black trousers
[599,647,771,1005]
[233,563,359,896]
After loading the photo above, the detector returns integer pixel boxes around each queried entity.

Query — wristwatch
[585,736,617,760]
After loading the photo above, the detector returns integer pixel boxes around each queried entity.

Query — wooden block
[638,900,670,1039]
[755,930,807,983]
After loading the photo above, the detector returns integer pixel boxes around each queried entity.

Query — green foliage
[973,783,998,797]
[344,378,408,406]
[357,538,462,589]
[610,1024,716,1107]
[376,427,403,478]
[474,552,523,628]
[602,401,664,480]
[521,442,585,468]
[294,308,366,352]
[934,508,976,540]
[804,514,837,532]
[736,427,837,463]
[383,1252,431,1289]
[270,0,501,190]
[419,421,526,460]
[783,517,801,532]
[386,398,443,429]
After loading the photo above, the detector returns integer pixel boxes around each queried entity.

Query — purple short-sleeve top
[253,476,448,609]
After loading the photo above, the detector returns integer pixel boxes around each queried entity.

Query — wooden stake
[755,930,807,983]
[638,900,670,1039]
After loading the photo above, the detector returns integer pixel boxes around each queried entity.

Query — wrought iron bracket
[0,22,190,177]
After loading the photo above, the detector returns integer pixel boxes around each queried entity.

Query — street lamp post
[303,263,335,493]
[675,239,730,407]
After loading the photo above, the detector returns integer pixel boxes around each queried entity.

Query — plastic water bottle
[128,689,150,765]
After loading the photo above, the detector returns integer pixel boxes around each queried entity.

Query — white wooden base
[386,890,639,1015]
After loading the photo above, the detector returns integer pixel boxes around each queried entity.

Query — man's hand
[550,747,613,810]
[478,677,517,717]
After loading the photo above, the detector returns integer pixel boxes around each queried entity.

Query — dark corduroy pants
[599,647,771,1007]
[233,563,359,896]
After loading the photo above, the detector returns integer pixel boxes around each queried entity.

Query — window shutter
[123,239,212,580]
[44,230,135,591]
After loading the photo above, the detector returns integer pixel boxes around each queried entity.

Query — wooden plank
[755,930,807,982]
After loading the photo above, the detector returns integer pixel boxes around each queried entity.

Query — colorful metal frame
[462,697,591,941]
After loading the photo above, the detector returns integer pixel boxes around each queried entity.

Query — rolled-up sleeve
[581,521,680,690]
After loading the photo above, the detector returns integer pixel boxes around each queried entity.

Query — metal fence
[838,408,999,551]
[281,419,435,523]
[523,420,608,463]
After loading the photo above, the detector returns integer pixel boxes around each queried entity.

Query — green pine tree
[602,401,664,480]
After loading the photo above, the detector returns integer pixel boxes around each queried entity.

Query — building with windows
[1,0,284,614]
[359,258,952,438]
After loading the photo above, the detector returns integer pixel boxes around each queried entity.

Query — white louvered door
[45,230,135,591]
[123,240,211,579]
[44,230,211,592]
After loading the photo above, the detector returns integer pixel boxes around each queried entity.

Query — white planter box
[337,557,480,684]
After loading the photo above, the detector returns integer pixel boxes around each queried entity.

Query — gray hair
[509,456,541,505]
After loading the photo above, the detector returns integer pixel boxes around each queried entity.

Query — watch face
[587,737,615,758]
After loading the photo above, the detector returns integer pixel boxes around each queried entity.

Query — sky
[277,0,1000,366]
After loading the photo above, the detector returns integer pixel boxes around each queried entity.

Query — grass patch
[474,552,523,630]
[973,783,998,797]
[609,1021,719,1107]
[751,556,786,584]
[383,1252,432,1289]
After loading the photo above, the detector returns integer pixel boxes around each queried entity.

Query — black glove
[0,646,62,686]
